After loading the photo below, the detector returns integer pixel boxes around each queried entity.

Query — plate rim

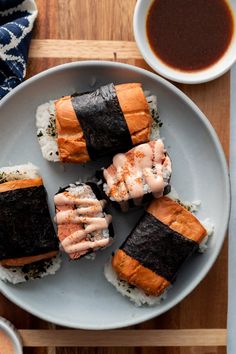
[0,60,231,329]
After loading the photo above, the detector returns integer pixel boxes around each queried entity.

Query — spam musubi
[105,196,209,306]
[0,163,60,284]
[101,139,171,212]
[36,83,160,163]
[54,182,113,260]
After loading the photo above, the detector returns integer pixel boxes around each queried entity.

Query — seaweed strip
[71,83,133,160]
[0,186,58,260]
[121,212,198,282]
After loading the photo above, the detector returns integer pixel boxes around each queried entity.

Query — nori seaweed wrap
[110,196,207,297]
[36,83,159,163]
[0,163,59,268]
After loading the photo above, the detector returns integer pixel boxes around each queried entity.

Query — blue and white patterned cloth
[0,0,37,99]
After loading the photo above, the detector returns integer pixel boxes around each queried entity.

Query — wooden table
[0,1,229,353]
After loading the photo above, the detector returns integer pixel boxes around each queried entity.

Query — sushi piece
[0,163,60,284]
[36,83,160,163]
[105,196,209,306]
[101,139,172,212]
[54,182,113,260]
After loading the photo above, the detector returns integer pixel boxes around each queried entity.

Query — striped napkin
[0,0,37,99]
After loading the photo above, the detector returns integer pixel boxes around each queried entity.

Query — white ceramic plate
[0,61,230,329]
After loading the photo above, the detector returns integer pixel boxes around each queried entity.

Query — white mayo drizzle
[54,187,112,257]
[103,140,171,202]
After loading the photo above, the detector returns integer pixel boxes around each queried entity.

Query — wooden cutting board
[0,1,229,353]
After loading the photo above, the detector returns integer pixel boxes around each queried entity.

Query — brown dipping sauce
[146,0,234,71]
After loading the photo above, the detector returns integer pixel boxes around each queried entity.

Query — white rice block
[145,92,161,141]
[104,261,168,307]
[36,101,60,162]
[35,91,160,163]
[0,163,61,284]
[104,188,215,305]
[0,163,40,183]
[0,255,61,284]
[199,218,215,253]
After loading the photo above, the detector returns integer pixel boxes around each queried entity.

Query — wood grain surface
[29,39,141,59]
[0,1,229,353]
[19,329,227,347]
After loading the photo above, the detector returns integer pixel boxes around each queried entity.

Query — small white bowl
[133,0,236,84]
[0,317,23,354]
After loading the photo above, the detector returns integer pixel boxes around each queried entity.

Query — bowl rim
[0,60,231,329]
[133,0,236,84]
[0,317,23,353]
